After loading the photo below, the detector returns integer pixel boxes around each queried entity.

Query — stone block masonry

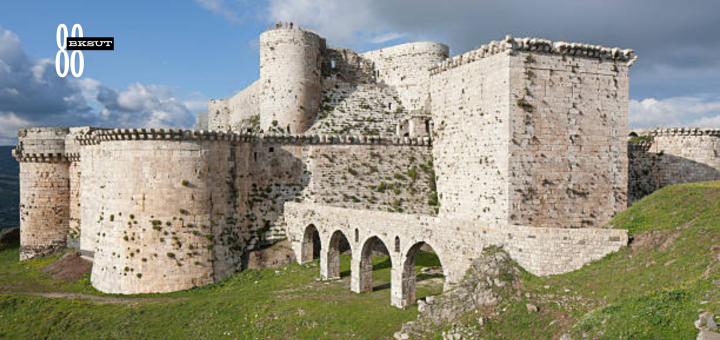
[13,127,71,260]
[628,128,720,204]
[430,36,634,228]
[284,203,627,308]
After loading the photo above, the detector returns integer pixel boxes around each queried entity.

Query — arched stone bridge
[284,203,628,308]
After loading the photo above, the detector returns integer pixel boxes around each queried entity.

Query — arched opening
[301,224,321,264]
[628,132,638,138]
[325,230,351,280]
[401,242,445,307]
[358,236,392,292]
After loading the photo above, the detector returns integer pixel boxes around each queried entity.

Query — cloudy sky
[1,0,719,144]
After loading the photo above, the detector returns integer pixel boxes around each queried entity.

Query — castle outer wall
[628,128,720,204]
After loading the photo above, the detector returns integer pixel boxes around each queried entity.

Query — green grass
[441,181,720,340]
[0,245,444,339]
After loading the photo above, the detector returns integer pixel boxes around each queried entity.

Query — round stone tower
[13,127,71,260]
[259,25,325,134]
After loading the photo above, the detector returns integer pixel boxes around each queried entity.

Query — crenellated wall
[628,128,720,204]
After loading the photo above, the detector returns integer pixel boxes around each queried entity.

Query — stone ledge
[12,148,68,163]
[430,35,637,75]
[78,128,433,146]
[650,127,720,137]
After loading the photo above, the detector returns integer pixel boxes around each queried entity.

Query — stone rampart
[628,128,720,204]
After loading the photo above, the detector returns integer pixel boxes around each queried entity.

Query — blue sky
[1,0,719,144]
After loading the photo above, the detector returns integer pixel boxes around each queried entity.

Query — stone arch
[300,224,321,264]
[398,241,445,307]
[356,236,391,293]
[629,131,638,138]
[324,230,351,280]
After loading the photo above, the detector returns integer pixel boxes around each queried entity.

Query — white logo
[56,24,84,77]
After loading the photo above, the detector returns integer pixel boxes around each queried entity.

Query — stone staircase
[307,82,406,136]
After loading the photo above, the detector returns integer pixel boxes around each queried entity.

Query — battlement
[73,128,432,146]
[649,127,720,137]
[429,35,637,75]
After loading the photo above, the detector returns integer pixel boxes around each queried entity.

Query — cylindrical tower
[90,133,236,294]
[14,127,71,260]
[259,26,325,134]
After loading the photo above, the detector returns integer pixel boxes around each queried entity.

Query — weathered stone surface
[628,129,720,205]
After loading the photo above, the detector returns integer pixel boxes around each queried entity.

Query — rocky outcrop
[394,247,520,340]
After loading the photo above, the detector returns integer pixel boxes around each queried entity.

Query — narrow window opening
[331,59,336,69]
[354,229,359,243]
[269,147,274,153]
[394,236,400,252]
[254,152,257,162]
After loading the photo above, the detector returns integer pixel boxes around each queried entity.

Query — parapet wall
[362,42,449,112]
[628,128,720,204]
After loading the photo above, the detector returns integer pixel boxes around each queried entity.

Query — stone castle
[12,24,720,308]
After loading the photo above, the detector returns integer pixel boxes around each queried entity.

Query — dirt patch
[631,230,681,252]
[40,252,93,282]
[0,291,188,305]
[245,240,296,270]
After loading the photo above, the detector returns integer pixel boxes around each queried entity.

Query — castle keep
[13,24,720,307]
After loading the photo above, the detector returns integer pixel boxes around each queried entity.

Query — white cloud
[192,0,243,23]
[95,83,200,129]
[265,0,400,47]
[0,28,206,145]
[629,96,720,128]
[369,32,405,44]
[0,112,31,145]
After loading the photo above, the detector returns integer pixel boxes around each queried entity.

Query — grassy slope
[0,245,443,340]
[439,181,720,339]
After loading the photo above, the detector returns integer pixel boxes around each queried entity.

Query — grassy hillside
[0,181,717,339]
[0,244,443,339]
[0,146,19,231]
[430,181,720,339]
